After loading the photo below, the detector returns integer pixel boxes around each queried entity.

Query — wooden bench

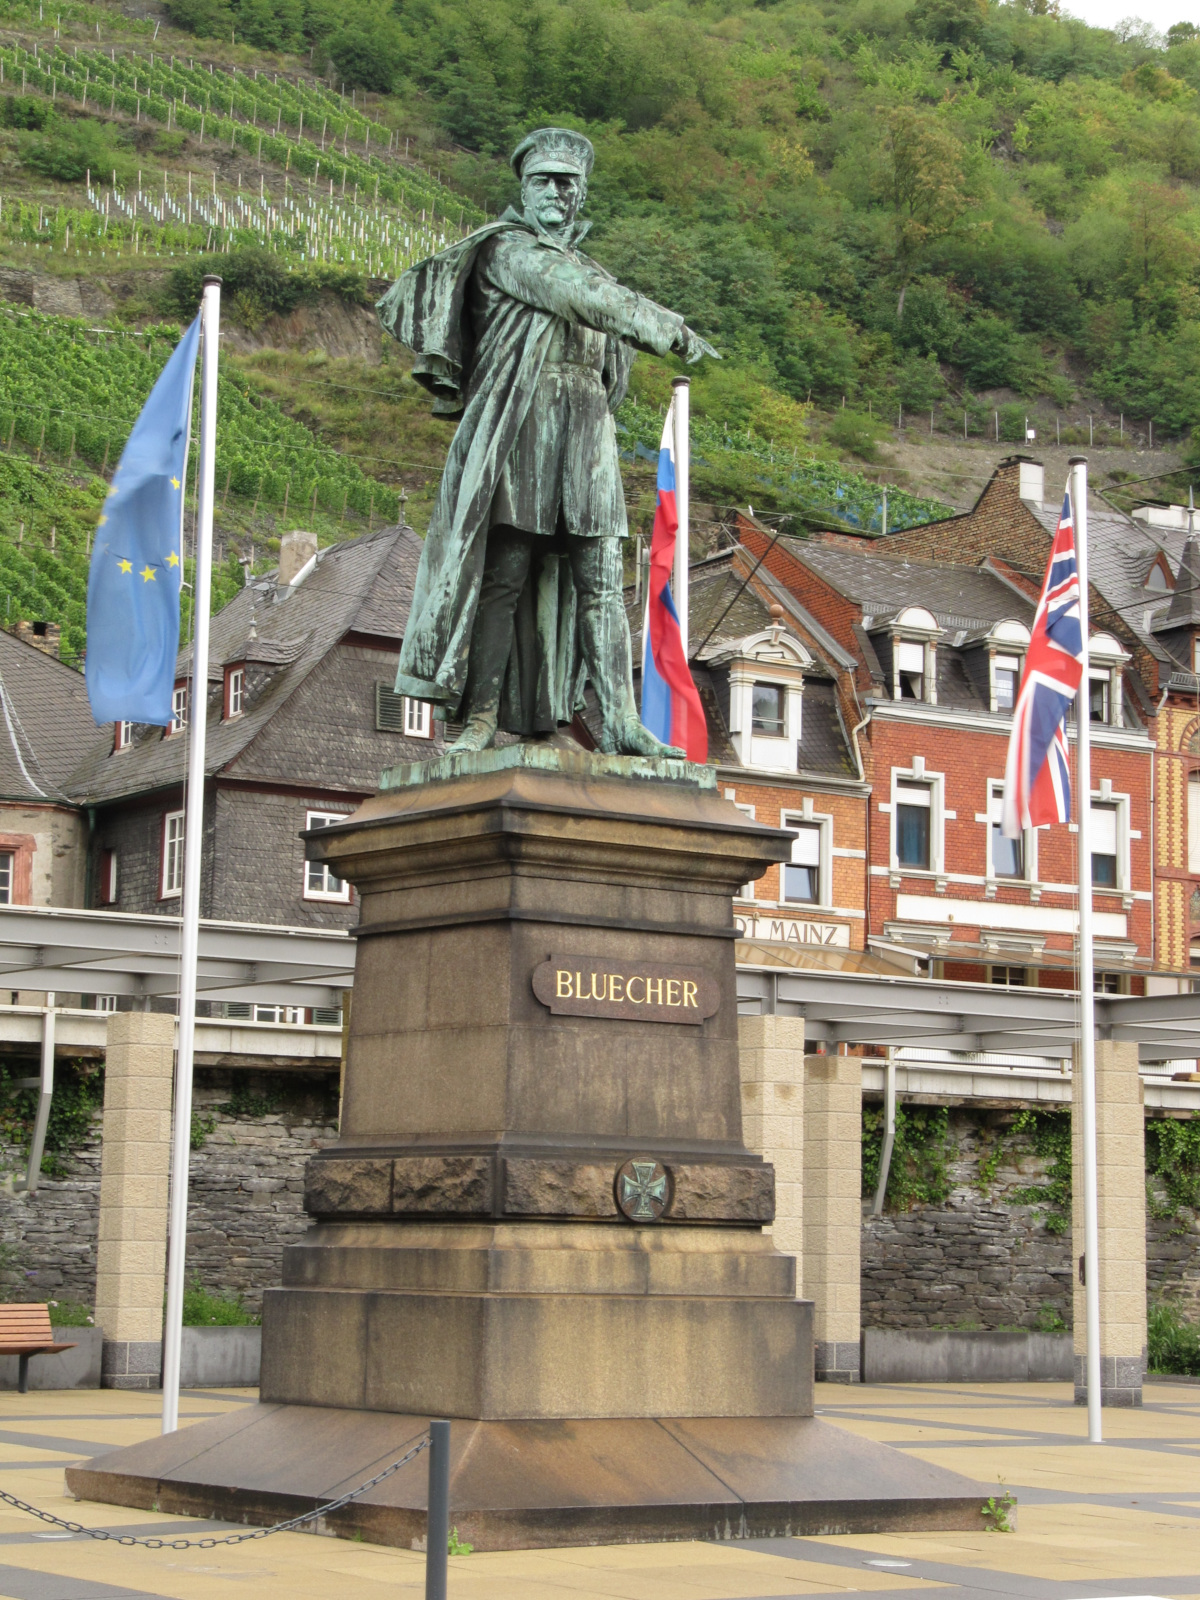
[0,1305,77,1393]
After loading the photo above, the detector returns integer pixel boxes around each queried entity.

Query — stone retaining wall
[0,1068,338,1316]
[861,1106,1074,1331]
[3,1077,1200,1333]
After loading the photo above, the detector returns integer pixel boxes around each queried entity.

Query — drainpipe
[872,1048,896,1216]
[20,993,55,1195]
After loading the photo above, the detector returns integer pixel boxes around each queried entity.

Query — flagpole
[162,275,220,1435]
[1071,454,1102,1446]
[671,377,690,645]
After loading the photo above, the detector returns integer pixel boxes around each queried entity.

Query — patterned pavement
[0,1379,1193,1598]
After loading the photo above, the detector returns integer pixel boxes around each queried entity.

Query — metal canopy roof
[0,906,355,1008]
[737,963,1200,1064]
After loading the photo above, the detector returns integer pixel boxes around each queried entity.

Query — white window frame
[403,696,433,739]
[113,720,132,752]
[225,665,245,719]
[893,638,937,706]
[890,763,945,878]
[1089,793,1129,894]
[726,661,804,775]
[253,1004,306,1025]
[986,780,1035,885]
[99,848,118,906]
[168,683,188,737]
[161,809,185,899]
[990,652,1022,715]
[304,811,352,903]
[780,807,833,909]
[0,852,13,907]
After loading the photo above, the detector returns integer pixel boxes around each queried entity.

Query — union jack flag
[1001,488,1085,838]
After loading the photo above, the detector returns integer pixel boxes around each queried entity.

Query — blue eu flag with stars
[85,315,201,727]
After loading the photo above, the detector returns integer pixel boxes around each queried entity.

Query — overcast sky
[1063,0,1192,35]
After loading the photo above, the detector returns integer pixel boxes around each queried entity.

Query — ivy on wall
[861,1105,952,1212]
[1006,1109,1073,1236]
[1145,1118,1200,1221]
[0,1062,104,1179]
[862,1103,1072,1230]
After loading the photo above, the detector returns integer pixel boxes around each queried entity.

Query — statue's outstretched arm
[485,236,714,361]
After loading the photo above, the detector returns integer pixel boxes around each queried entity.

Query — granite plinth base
[1073,1353,1144,1407]
[66,1403,990,1549]
[264,1221,810,1419]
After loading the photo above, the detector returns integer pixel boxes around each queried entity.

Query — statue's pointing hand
[678,326,721,365]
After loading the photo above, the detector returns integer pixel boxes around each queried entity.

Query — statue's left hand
[679,326,721,364]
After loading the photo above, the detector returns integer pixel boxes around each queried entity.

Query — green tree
[877,107,967,319]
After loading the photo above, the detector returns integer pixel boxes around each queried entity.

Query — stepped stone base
[66,1404,989,1550]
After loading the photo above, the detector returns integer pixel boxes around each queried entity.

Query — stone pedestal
[266,746,803,1422]
[93,1011,174,1390]
[1072,1038,1147,1407]
[70,749,986,1544]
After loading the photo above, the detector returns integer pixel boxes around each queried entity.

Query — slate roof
[65,524,419,804]
[1157,533,1200,631]
[0,631,96,802]
[627,547,857,779]
[789,538,1035,634]
[1027,503,1193,667]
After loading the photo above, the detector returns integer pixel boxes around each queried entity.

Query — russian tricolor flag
[640,406,708,762]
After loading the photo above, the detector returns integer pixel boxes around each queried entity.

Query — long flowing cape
[378,220,586,732]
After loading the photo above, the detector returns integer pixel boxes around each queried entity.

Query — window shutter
[1090,804,1118,855]
[897,641,925,672]
[376,682,406,732]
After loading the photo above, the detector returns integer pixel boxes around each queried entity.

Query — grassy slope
[12,0,1200,652]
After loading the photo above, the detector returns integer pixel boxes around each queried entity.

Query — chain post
[425,1420,450,1600]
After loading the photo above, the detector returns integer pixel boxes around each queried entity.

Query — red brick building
[632,545,873,957]
[734,508,1156,991]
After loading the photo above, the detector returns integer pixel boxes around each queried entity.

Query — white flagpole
[162,275,220,1435]
[671,376,690,646]
[1071,454,1102,1446]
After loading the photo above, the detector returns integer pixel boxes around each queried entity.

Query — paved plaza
[0,1380,1193,1598]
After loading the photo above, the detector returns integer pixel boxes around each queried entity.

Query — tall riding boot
[570,537,685,759]
[449,530,533,753]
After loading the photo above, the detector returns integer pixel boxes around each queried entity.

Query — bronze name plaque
[532,955,720,1025]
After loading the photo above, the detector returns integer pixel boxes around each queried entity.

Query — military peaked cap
[511,127,595,180]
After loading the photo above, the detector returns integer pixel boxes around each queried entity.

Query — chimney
[277,530,318,590]
[13,620,61,659]
[1018,461,1044,505]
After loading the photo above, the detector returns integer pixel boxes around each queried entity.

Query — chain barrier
[0,1434,430,1548]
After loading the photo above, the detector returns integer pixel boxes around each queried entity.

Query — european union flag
[85,316,201,727]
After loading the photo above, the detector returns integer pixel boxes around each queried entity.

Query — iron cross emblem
[615,1159,670,1221]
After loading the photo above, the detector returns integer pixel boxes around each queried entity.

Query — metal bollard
[425,1420,450,1600]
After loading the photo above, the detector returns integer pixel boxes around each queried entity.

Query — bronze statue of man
[378,126,718,756]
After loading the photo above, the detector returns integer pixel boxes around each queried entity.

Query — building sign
[734,912,851,947]
[532,956,720,1025]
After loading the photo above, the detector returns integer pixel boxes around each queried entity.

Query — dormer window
[167,683,188,736]
[1145,554,1173,592]
[882,606,941,706]
[993,655,1020,712]
[1084,633,1129,728]
[752,683,785,736]
[982,621,1031,715]
[1088,675,1110,724]
[224,664,245,719]
[896,641,926,700]
[705,625,811,777]
[113,721,132,752]
[1193,637,1200,676]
